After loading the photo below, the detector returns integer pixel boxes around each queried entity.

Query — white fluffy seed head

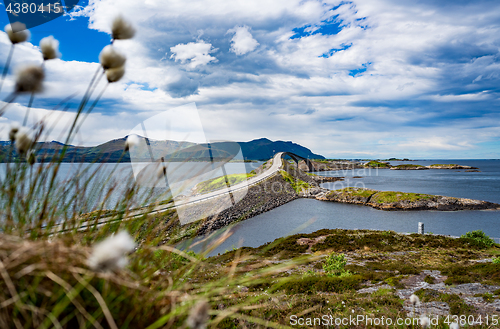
[420,316,430,328]
[111,15,136,40]
[186,300,209,329]
[450,322,459,329]
[409,294,420,306]
[5,22,30,44]
[14,127,32,154]
[40,36,60,60]
[8,123,19,142]
[15,65,44,93]
[87,231,136,272]
[125,134,140,151]
[99,45,126,70]
[106,66,125,83]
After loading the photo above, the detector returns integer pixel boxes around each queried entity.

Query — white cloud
[169,41,218,68]
[1,0,499,158]
[228,26,259,55]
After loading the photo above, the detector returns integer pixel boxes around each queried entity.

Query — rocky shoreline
[313,187,500,211]
[182,159,493,239]
[197,174,299,235]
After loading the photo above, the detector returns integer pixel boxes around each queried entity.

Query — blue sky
[0,0,499,159]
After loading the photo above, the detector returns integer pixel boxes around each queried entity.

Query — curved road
[64,152,288,231]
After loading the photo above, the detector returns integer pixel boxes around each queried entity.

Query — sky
[0,0,499,159]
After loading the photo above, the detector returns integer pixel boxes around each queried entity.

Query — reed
[0,18,297,328]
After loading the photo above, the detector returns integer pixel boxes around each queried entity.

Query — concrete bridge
[282,152,316,172]
[52,151,314,231]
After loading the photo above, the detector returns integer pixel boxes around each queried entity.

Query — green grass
[365,160,390,168]
[279,170,310,193]
[195,173,255,194]
[370,191,434,203]
[392,164,426,169]
[429,163,458,167]
[328,187,378,199]
[461,230,495,248]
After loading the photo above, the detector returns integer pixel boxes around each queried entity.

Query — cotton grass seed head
[420,316,430,328]
[15,65,44,93]
[87,231,135,272]
[450,322,459,329]
[14,127,32,154]
[186,299,209,329]
[106,66,125,83]
[5,22,30,44]
[125,134,140,151]
[409,294,420,306]
[8,123,19,142]
[111,15,135,40]
[40,36,60,60]
[99,45,126,70]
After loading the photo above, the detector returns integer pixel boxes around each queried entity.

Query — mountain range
[0,137,324,162]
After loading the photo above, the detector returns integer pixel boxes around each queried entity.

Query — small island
[361,161,480,171]
[390,164,428,170]
[315,187,500,211]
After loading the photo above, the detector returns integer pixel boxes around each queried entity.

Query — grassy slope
[392,164,426,169]
[195,173,255,194]
[370,191,434,203]
[329,188,436,204]
[198,229,500,328]
[280,170,310,193]
[365,160,390,168]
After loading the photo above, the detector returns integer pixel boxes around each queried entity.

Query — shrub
[323,253,351,277]
[461,230,495,248]
[493,257,500,264]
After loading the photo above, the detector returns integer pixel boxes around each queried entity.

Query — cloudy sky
[0,0,499,159]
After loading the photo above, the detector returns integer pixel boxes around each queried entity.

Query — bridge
[52,152,315,231]
[282,152,316,172]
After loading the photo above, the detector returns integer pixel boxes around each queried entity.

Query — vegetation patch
[461,230,495,248]
[392,164,427,169]
[323,253,351,277]
[413,289,475,315]
[195,172,255,194]
[278,275,363,294]
[370,191,434,204]
[279,170,310,193]
[442,262,500,285]
[364,160,390,168]
[429,163,459,167]
[327,187,378,199]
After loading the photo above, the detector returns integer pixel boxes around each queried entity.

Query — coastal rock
[297,160,364,172]
[316,187,500,211]
[390,165,429,170]
[316,188,377,205]
[197,174,298,235]
[427,164,479,170]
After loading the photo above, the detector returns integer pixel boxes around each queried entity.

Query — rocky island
[314,187,500,211]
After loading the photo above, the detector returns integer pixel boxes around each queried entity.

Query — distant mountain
[0,137,324,162]
[238,138,324,160]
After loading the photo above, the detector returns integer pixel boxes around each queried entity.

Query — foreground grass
[194,229,500,327]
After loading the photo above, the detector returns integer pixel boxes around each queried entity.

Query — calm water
[191,160,500,256]
[0,161,263,213]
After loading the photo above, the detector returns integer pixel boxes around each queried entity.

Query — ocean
[193,160,500,256]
